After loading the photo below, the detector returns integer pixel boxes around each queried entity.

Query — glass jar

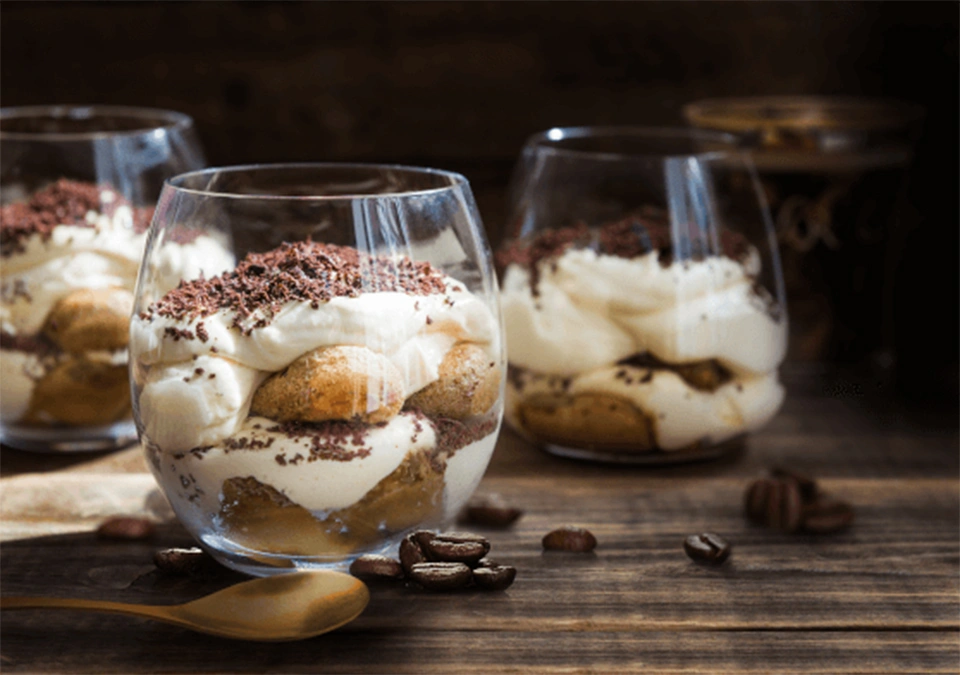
[130,164,504,575]
[498,127,787,464]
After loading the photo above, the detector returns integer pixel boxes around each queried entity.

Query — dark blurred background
[2,1,957,408]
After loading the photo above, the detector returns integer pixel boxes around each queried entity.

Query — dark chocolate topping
[0,179,154,257]
[496,212,750,295]
[142,240,449,335]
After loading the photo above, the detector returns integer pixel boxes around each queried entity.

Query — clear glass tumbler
[498,127,787,464]
[0,105,205,452]
[131,164,504,575]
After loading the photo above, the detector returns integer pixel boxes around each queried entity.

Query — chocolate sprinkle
[267,418,383,462]
[142,241,448,335]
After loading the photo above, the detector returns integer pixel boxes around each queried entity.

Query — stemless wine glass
[0,105,205,452]
[130,164,505,575]
[498,127,787,464]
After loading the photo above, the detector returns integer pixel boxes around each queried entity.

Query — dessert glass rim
[0,104,195,141]
[524,126,743,162]
[163,162,471,201]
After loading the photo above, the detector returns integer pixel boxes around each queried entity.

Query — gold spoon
[0,570,370,642]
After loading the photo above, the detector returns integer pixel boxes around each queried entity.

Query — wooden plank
[1,478,956,632]
[1,626,957,674]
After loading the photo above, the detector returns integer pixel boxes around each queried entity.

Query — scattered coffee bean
[399,533,428,574]
[424,532,490,566]
[349,555,404,581]
[542,526,597,552]
[472,564,517,591]
[744,477,803,533]
[153,547,218,576]
[408,562,473,591]
[459,494,524,528]
[97,517,155,540]
[802,498,855,533]
[683,533,731,565]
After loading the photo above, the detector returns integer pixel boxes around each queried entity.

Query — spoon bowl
[0,570,370,642]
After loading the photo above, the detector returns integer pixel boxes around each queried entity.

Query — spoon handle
[1,596,171,623]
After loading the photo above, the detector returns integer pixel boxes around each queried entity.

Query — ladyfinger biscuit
[407,342,500,419]
[24,356,131,426]
[250,345,404,424]
[43,287,134,354]
[517,393,655,450]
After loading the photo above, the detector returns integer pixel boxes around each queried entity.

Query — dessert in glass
[0,105,208,452]
[130,164,504,574]
[498,127,787,464]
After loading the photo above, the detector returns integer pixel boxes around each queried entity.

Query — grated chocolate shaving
[142,241,448,335]
[496,212,749,296]
[1,179,153,256]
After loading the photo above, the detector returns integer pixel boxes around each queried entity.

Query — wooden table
[2,365,958,673]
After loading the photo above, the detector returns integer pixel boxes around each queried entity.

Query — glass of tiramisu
[0,105,206,452]
[499,127,787,464]
[130,164,505,574]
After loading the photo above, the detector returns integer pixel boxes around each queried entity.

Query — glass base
[0,419,138,453]
[541,435,746,466]
[198,530,411,577]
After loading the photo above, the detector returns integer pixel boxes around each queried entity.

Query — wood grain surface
[1,366,957,673]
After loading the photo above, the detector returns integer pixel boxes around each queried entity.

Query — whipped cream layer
[507,366,783,450]
[155,412,500,518]
[2,224,232,337]
[501,248,786,377]
[162,412,435,514]
[133,284,500,455]
[1,210,142,336]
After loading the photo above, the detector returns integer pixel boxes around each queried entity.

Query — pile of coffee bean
[350,530,516,592]
[745,468,854,533]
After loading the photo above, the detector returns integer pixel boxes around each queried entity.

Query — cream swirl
[501,248,787,376]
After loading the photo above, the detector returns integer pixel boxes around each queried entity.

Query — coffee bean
[744,478,803,533]
[424,532,490,565]
[413,530,437,549]
[399,533,428,574]
[683,533,731,565]
[153,547,219,576]
[97,517,155,540]
[542,526,597,552]
[460,494,524,528]
[472,564,517,591]
[349,555,404,581]
[408,562,473,591]
[771,467,818,502]
[802,498,855,533]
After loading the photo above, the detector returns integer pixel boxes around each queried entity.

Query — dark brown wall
[2,1,957,402]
